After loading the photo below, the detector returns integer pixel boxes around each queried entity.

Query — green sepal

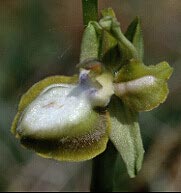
[114,60,173,111]
[11,75,78,135]
[80,22,100,63]
[125,17,144,60]
[101,30,118,59]
[109,96,144,178]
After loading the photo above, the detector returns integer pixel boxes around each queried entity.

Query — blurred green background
[0,0,180,191]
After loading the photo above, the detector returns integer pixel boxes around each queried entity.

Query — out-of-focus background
[0,0,180,191]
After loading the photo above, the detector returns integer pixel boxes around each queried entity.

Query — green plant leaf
[109,96,144,178]
[114,59,173,111]
[80,22,100,62]
[125,17,144,60]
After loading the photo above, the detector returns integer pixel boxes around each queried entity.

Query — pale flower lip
[14,75,110,162]
[17,70,114,140]
[17,84,92,139]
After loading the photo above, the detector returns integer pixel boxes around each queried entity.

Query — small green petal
[109,96,144,178]
[114,60,173,111]
[100,30,121,73]
[101,8,116,18]
[99,15,139,65]
[11,75,78,135]
[100,30,118,59]
[112,25,139,64]
[125,17,144,60]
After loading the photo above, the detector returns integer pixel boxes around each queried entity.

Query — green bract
[11,8,173,178]
[109,96,144,178]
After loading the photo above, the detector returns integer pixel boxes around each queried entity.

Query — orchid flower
[11,8,173,178]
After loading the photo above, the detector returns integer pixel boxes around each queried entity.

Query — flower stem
[82,0,98,26]
[90,141,118,192]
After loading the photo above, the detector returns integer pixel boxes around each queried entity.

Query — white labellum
[17,84,92,139]
[17,71,114,140]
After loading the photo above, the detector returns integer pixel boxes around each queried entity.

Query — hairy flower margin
[11,8,173,178]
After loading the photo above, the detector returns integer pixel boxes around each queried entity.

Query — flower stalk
[90,141,118,192]
[82,0,98,26]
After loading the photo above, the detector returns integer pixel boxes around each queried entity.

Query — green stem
[90,141,118,192]
[82,0,98,26]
